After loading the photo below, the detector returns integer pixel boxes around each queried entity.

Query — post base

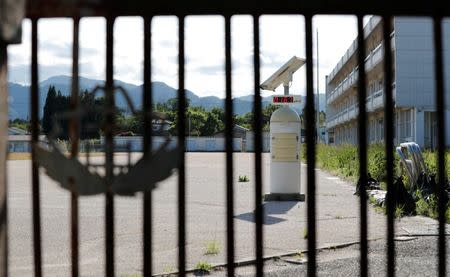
[264,193,305,201]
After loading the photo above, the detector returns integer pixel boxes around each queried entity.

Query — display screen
[273,96,294,103]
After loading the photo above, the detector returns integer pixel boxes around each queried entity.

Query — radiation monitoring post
[260,56,305,201]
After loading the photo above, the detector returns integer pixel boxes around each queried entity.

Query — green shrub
[367,144,387,181]
[195,261,213,273]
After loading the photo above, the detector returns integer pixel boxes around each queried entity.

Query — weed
[335,215,344,219]
[204,240,220,255]
[368,195,377,205]
[302,228,308,239]
[395,205,405,218]
[416,196,438,219]
[195,261,213,273]
[238,175,249,182]
[295,252,305,260]
[446,206,450,223]
[374,206,385,214]
[163,265,176,273]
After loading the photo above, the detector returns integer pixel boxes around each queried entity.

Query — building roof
[8,135,46,141]
[8,127,29,135]
[233,124,249,132]
[152,119,172,124]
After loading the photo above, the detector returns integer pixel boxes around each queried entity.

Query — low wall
[101,136,244,152]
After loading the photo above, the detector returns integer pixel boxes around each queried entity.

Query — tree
[167,97,191,112]
[210,107,225,123]
[42,86,57,135]
[201,111,223,136]
[79,90,107,139]
[262,104,278,119]
[186,107,207,136]
[319,111,326,126]
[235,112,253,130]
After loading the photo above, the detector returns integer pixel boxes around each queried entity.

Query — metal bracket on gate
[34,85,180,196]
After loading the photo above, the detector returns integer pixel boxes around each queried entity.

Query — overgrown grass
[309,144,450,223]
[305,143,405,183]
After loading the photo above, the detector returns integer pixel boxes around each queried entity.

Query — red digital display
[273,96,294,103]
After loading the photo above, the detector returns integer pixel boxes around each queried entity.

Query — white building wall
[395,17,450,146]
[395,18,444,108]
[326,17,450,147]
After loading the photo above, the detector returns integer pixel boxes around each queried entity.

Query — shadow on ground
[235,201,299,225]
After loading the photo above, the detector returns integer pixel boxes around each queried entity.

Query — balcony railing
[328,16,382,82]
[326,36,395,106]
[327,87,396,128]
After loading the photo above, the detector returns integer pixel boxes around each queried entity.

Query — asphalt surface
[6,153,448,276]
[211,236,449,277]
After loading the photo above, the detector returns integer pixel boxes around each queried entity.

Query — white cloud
[185,16,225,97]
[313,15,358,93]
[151,16,178,88]
[6,15,360,99]
[80,17,106,81]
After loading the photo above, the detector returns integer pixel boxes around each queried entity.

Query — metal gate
[0,1,448,277]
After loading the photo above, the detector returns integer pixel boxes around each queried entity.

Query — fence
[0,1,448,277]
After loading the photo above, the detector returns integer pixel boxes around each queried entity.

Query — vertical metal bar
[69,17,80,277]
[382,15,396,277]
[0,42,8,277]
[304,15,317,277]
[224,14,235,276]
[316,29,320,142]
[252,15,264,277]
[31,18,43,277]
[356,15,368,277]
[105,16,116,277]
[432,15,447,277]
[143,15,153,277]
[177,15,186,276]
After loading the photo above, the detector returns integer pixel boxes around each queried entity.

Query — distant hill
[7,75,326,119]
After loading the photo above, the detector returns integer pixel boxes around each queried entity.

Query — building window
[379,118,384,141]
[405,110,411,138]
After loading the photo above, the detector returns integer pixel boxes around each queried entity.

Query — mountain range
[7,75,326,119]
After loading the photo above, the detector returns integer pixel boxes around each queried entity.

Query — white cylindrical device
[266,106,304,201]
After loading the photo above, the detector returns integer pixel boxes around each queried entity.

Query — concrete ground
[6,153,448,276]
[211,236,450,277]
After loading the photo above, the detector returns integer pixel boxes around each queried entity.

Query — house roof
[8,127,29,135]
[233,124,249,132]
[8,135,46,141]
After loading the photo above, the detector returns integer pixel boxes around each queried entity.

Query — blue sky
[7,15,362,98]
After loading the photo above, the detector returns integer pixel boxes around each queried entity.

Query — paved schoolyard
[7,153,444,276]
